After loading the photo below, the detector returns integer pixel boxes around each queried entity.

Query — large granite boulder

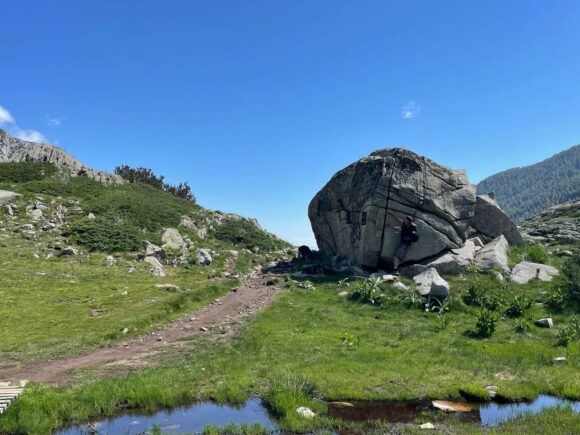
[308,148,476,270]
[472,195,524,245]
[510,261,559,284]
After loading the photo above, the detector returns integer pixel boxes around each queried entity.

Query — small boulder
[432,400,473,412]
[535,318,553,328]
[161,228,187,250]
[144,241,165,259]
[296,407,316,419]
[196,248,213,265]
[58,246,78,256]
[144,256,166,276]
[87,212,96,219]
[510,261,559,285]
[474,235,510,273]
[29,209,44,221]
[105,255,116,267]
[413,268,450,298]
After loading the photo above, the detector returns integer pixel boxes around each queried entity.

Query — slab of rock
[474,235,510,273]
[58,246,78,256]
[161,228,186,250]
[472,195,524,245]
[403,240,476,275]
[196,248,213,265]
[0,190,20,205]
[144,241,165,259]
[413,268,450,298]
[296,407,316,419]
[29,209,43,221]
[510,261,559,284]
[309,148,476,270]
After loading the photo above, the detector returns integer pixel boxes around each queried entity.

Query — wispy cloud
[0,104,48,143]
[0,105,15,125]
[401,101,421,119]
[47,115,65,126]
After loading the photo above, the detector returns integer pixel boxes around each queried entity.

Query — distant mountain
[477,145,580,222]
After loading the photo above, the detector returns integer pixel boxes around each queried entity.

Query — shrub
[514,319,532,333]
[563,256,580,301]
[65,217,142,252]
[0,162,57,183]
[546,287,567,311]
[474,309,498,338]
[464,282,504,311]
[115,165,196,204]
[556,317,580,346]
[526,245,548,263]
[211,218,288,252]
[504,294,533,318]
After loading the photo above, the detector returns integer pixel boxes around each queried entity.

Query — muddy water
[57,395,580,433]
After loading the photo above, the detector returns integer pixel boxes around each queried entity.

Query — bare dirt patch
[0,273,280,385]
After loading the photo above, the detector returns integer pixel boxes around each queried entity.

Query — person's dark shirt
[400,222,418,245]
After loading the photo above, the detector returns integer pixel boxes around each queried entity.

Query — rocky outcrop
[0,129,122,184]
[472,195,524,245]
[0,190,20,205]
[308,148,476,270]
[161,228,187,250]
[519,200,580,244]
[474,235,510,273]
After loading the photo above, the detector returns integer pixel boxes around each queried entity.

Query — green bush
[211,218,289,252]
[0,162,57,183]
[563,256,580,301]
[556,317,580,346]
[504,294,533,318]
[474,309,498,338]
[514,319,532,333]
[546,287,567,311]
[350,276,384,305]
[463,282,504,311]
[65,217,143,252]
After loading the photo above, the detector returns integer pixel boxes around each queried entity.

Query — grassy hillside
[477,145,580,222]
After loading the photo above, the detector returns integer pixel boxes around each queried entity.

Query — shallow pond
[58,395,580,434]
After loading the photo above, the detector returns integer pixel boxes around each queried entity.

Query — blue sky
[1,1,579,246]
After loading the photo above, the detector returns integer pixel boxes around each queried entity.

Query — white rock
[196,248,213,265]
[161,228,187,250]
[510,261,559,285]
[105,255,116,267]
[30,209,43,221]
[87,212,96,219]
[535,318,553,328]
[296,407,316,419]
[420,422,435,429]
[413,268,449,297]
[0,190,20,205]
[144,256,165,277]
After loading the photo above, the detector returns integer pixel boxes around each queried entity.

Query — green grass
[1,269,579,433]
[0,233,232,361]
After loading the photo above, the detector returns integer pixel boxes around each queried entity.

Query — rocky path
[0,273,279,385]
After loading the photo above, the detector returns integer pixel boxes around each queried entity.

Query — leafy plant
[556,317,580,346]
[546,287,567,311]
[351,276,384,305]
[504,294,533,318]
[474,309,498,338]
[436,312,449,331]
[514,319,532,333]
[296,280,315,291]
[463,282,504,311]
[338,278,350,288]
[340,332,358,346]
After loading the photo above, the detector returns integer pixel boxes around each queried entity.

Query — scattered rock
[535,318,553,328]
[485,385,498,398]
[143,256,165,277]
[296,407,316,419]
[553,357,567,364]
[161,228,187,250]
[58,246,78,257]
[0,190,20,205]
[413,268,450,298]
[87,212,96,219]
[196,248,213,265]
[556,250,574,257]
[420,422,435,429]
[510,261,559,285]
[29,209,43,221]
[144,241,165,259]
[105,255,116,267]
[393,281,409,291]
[474,235,510,273]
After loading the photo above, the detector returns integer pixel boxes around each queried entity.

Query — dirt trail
[0,273,278,385]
